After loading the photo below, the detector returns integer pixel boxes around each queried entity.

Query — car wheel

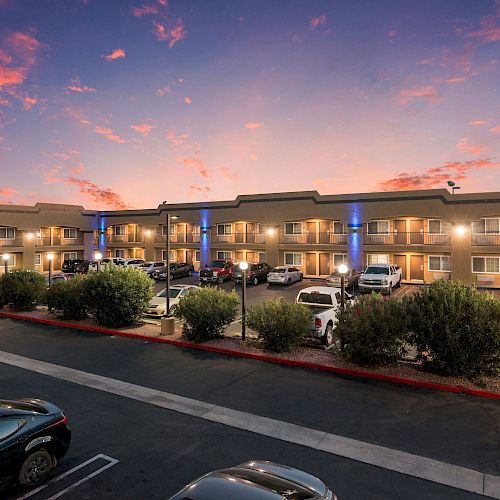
[299,273,303,281]
[217,275,224,284]
[19,449,53,487]
[322,324,335,347]
[287,278,291,285]
[252,276,259,285]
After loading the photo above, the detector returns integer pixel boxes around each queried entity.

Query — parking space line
[15,454,119,500]
[1,350,498,498]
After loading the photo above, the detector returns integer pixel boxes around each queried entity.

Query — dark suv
[0,399,71,490]
[232,262,271,285]
[61,259,84,273]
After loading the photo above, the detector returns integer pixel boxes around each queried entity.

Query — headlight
[359,278,365,283]
[212,271,218,277]
[382,279,388,285]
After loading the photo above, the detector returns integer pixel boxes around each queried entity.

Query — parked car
[61,259,84,273]
[45,273,74,286]
[123,258,146,268]
[267,266,303,285]
[199,260,233,284]
[325,268,362,290]
[232,262,271,285]
[358,264,402,294]
[138,261,165,275]
[0,399,71,489]
[101,257,125,267]
[74,260,94,273]
[151,262,194,280]
[168,460,337,500]
[144,285,199,317]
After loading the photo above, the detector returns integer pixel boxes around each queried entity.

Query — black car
[151,262,194,280]
[74,260,97,273]
[169,460,337,499]
[61,259,84,273]
[0,399,71,490]
[232,262,271,285]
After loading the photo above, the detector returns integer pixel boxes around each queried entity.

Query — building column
[451,225,473,284]
[347,227,364,270]
[82,232,95,260]
[265,227,279,267]
[22,231,36,270]
[144,230,155,261]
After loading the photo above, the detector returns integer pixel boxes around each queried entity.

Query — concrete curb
[1,311,499,401]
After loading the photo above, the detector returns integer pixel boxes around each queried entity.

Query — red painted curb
[1,311,499,400]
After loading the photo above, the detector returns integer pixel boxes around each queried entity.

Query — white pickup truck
[358,264,402,294]
[296,286,343,347]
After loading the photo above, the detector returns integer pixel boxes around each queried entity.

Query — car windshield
[139,263,152,268]
[156,289,182,298]
[365,266,389,275]
[297,292,333,305]
[206,261,225,268]
[271,268,286,273]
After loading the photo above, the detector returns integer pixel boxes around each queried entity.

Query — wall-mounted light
[267,228,275,236]
[26,232,34,240]
[145,229,152,236]
[455,225,466,235]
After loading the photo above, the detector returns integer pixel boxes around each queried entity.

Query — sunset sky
[0,0,499,209]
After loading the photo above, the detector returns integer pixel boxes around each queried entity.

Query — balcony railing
[279,233,347,244]
[155,233,201,244]
[472,233,500,245]
[212,233,266,244]
[364,232,451,245]
[0,237,23,247]
[36,235,84,246]
[107,234,145,243]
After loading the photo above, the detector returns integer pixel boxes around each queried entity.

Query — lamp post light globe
[94,252,103,271]
[239,261,249,341]
[337,263,348,310]
[2,253,9,275]
[266,228,275,236]
[338,264,348,275]
[239,261,249,271]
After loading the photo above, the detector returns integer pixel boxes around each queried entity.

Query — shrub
[246,299,312,352]
[336,294,409,366]
[407,280,500,378]
[46,276,88,320]
[82,266,154,327]
[0,270,46,311]
[174,287,239,342]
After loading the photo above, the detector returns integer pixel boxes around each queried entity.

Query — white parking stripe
[0,350,497,498]
[15,454,119,500]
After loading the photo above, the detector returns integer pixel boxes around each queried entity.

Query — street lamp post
[161,210,178,335]
[47,253,54,286]
[239,261,248,341]
[94,252,102,272]
[338,263,348,310]
[2,253,9,275]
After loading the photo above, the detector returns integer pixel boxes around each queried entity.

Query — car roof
[298,286,339,294]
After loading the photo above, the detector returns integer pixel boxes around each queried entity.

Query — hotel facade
[1,188,500,287]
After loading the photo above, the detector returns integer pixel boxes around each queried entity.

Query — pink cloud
[184,96,191,104]
[188,184,211,196]
[7,32,44,67]
[63,106,92,126]
[245,121,264,129]
[466,17,500,43]
[129,123,155,136]
[456,137,489,155]
[250,154,258,161]
[64,176,129,209]
[155,85,171,96]
[94,125,128,143]
[0,187,18,200]
[153,18,186,48]
[43,166,63,184]
[378,158,500,191]
[66,78,96,93]
[309,14,327,30]
[21,96,37,110]
[166,130,189,146]
[181,157,209,179]
[399,85,439,105]
[444,77,465,84]
[94,125,113,135]
[217,165,236,181]
[469,120,487,126]
[0,66,24,87]
[0,48,12,65]
[388,30,397,38]
[133,5,158,17]
[102,48,126,61]
[489,125,500,134]
[70,164,85,175]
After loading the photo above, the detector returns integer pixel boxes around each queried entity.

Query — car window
[0,418,26,441]
[335,292,341,303]
[297,292,333,305]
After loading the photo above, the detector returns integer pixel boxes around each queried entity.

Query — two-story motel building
[1,188,500,287]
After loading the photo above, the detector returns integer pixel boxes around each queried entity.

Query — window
[258,252,266,263]
[34,254,41,266]
[62,228,77,239]
[428,255,451,272]
[115,249,126,258]
[161,225,176,236]
[333,221,344,234]
[473,218,500,234]
[0,227,15,239]
[192,225,200,235]
[0,418,26,440]
[428,220,442,234]
[284,222,302,235]
[472,256,500,274]
[217,251,232,260]
[63,252,78,261]
[367,254,389,265]
[284,252,303,266]
[195,250,200,262]
[217,224,232,235]
[333,254,347,267]
[114,225,126,236]
[162,250,176,261]
[367,220,389,234]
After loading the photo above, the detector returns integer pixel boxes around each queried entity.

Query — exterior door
[394,254,407,280]
[410,255,424,281]
[246,223,255,243]
[246,251,256,262]
[319,253,330,275]
[319,221,329,244]
[186,250,194,265]
[306,222,316,244]
[235,251,244,262]
[176,224,185,243]
[394,220,406,244]
[235,223,244,243]
[306,253,316,276]
[410,219,424,244]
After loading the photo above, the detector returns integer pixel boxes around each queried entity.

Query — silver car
[169,461,336,499]
[267,266,303,285]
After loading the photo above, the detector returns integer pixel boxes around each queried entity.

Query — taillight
[315,318,322,328]
[46,415,67,429]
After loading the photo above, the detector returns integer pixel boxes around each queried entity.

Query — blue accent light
[200,209,210,265]
[99,216,107,254]
[348,204,363,269]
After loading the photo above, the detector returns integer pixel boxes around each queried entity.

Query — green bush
[82,266,154,327]
[246,299,312,352]
[174,287,239,342]
[46,276,88,320]
[0,270,46,311]
[407,280,500,378]
[336,294,409,366]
